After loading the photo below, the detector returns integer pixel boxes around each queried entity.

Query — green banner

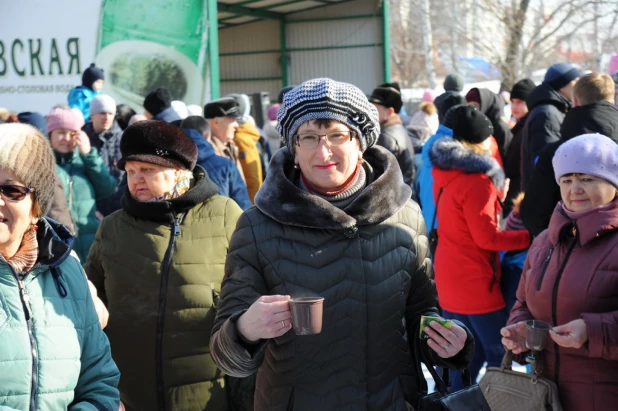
[95,0,208,110]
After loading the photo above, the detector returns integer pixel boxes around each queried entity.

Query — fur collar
[429,136,505,189]
[254,146,412,229]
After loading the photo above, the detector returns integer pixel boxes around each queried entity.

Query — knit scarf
[299,161,370,209]
[1,228,38,273]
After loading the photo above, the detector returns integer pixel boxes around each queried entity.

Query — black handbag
[428,188,443,256]
[416,342,491,411]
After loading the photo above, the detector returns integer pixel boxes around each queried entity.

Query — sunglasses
[0,184,34,201]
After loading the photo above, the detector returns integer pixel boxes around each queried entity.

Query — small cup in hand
[289,297,324,335]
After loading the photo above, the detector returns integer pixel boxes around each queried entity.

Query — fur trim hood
[254,146,412,229]
[429,136,505,189]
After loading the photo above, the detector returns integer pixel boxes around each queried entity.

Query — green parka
[0,218,120,410]
[210,146,475,411]
[55,148,117,262]
[85,166,243,411]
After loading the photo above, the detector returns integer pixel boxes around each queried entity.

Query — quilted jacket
[210,146,474,411]
[55,148,117,261]
[85,166,242,411]
[0,218,119,410]
[509,201,618,411]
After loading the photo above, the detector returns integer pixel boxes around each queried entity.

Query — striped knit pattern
[0,123,56,214]
[276,78,380,153]
[505,211,526,231]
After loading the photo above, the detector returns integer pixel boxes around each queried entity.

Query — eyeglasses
[295,130,356,149]
[0,184,34,201]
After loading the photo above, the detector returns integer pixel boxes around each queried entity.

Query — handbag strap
[430,188,444,231]
[500,350,543,376]
[418,338,472,394]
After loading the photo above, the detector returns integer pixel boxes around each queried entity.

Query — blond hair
[462,141,491,156]
[419,101,437,116]
[573,73,615,105]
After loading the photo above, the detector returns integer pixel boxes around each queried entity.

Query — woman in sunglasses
[0,123,120,409]
[46,106,117,262]
[210,78,474,411]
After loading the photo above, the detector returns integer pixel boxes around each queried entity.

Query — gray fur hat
[276,78,380,153]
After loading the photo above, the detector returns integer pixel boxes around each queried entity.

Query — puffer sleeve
[210,211,270,378]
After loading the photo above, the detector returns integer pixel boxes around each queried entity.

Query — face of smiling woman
[293,120,362,192]
[559,173,618,212]
[0,168,38,258]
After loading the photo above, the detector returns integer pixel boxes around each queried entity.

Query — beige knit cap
[0,124,56,215]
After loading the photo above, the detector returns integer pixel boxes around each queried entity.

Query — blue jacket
[154,107,182,123]
[418,125,453,230]
[68,86,100,123]
[184,129,252,210]
[0,218,120,410]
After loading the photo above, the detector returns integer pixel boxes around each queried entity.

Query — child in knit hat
[67,63,105,123]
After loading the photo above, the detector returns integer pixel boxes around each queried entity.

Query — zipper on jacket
[155,216,182,411]
[489,252,497,292]
[536,247,555,291]
[551,222,578,387]
[10,269,39,411]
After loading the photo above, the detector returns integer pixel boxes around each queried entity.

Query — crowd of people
[0,59,616,411]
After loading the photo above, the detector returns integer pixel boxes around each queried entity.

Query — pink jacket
[509,201,618,411]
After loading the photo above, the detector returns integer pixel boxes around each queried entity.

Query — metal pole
[280,19,288,87]
[382,0,392,83]
[208,0,220,99]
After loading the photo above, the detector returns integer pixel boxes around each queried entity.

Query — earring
[32,224,38,232]
[294,164,300,169]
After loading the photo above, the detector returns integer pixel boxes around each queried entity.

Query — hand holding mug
[236,295,292,342]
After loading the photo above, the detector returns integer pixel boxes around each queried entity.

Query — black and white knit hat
[276,78,380,153]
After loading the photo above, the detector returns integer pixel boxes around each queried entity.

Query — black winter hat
[452,105,494,144]
[82,63,104,90]
[277,85,295,104]
[143,88,173,117]
[368,82,403,113]
[118,120,198,171]
[510,79,536,101]
[438,94,467,124]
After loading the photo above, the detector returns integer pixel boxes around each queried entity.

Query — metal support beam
[382,0,391,83]
[280,19,288,87]
[208,0,220,99]
[217,2,283,20]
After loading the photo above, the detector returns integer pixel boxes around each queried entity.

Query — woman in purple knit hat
[502,133,618,411]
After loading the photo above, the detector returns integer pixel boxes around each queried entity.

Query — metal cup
[289,297,324,336]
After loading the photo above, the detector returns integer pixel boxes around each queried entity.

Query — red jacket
[430,137,530,314]
[509,201,618,411]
